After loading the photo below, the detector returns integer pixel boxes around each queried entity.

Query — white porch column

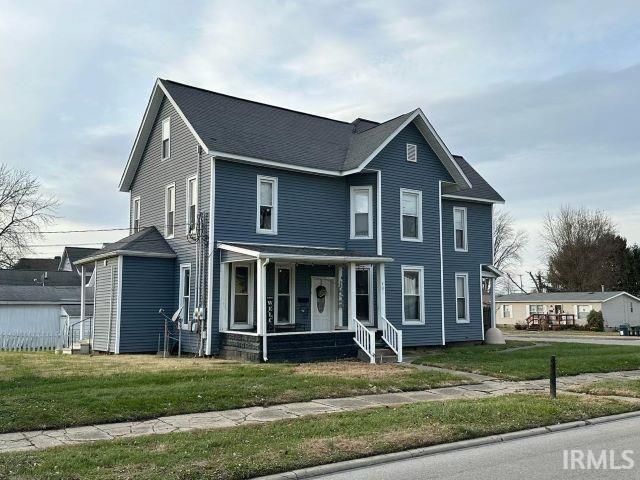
[256,259,268,361]
[491,278,496,329]
[79,265,86,341]
[348,262,356,330]
[376,263,386,325]
[218,262,230,332]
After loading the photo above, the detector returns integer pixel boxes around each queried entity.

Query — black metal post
[550,355,557,399]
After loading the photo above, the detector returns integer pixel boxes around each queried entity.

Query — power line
[20,222,196,235]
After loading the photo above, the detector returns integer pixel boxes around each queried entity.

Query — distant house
[0,285,94,335]
[0,247,98,340]
[13,256,61,270]
[496,292,640,328]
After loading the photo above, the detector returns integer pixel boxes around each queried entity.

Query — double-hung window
[186,176,198,234]
[231,263,254,328]
[453,207,468,251]
[350,186,372,239]
[401,189,422,241]
[402,266,424,324]
[161,118,170,160]
[355,265,373,324]
[502,304,512,319]
[132,197,140,233]
[577,305,591,321]
[529,305,544,315]
[179,264,191,328]
[455,273,469,323]
[165,184,175,238]
[275,264,294,325]
[257,176,277,234]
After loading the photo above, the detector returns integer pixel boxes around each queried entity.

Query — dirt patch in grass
[293,361,414,380]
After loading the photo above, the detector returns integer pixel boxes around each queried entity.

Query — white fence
[0,332,62,351]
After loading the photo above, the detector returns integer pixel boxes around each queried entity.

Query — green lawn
[413,341,640,381]
[0,352,468,433]
[572,378,640,398]
[0,394,633,480]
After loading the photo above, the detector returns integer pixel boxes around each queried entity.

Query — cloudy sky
[1,0,638,284]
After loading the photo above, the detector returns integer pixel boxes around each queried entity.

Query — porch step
[62,342,90,355]
[356,346,399,364]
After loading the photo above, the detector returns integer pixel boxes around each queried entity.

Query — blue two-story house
[75,79,504,362]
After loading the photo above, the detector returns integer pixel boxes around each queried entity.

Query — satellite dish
[171,306,182,323]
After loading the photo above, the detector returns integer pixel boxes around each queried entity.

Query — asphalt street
[318,417,640,480]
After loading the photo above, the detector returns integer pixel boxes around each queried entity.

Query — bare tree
[492,209,528,294]
[542,205,624,291]
[0,165,58,267]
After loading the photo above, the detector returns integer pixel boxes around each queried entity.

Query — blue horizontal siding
[119,256,177,353]
[369,123,454,347]
[442,200,492,342]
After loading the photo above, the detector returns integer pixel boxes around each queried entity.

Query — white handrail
[380,316,403,363]
[353,318,375,364]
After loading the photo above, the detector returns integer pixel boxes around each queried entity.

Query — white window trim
[350,185,373,240]
[256,175,278,235]
[178,263,191,330]
[355,265,374,326]
[185,174,198,235]
[406,143,417,162]
[401,265,425,325]
[164,183,175,239]
[400,188,423,242]
[274,263,295,325]
[230,262,255,329]
[453,206,468,252]
[132,196,140,233]
[161,117,171,160]
[502,304,513,319]
[455,272,470,323]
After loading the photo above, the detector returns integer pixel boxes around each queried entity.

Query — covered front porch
[217,243,398,362]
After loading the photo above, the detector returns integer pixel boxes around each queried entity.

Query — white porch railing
[380,316,403,363]
[353,318,375,363]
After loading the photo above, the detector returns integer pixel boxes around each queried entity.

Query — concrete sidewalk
[2,369,640,454]
[505,334,640,346]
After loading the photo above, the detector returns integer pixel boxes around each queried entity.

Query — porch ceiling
[218,242,393,264]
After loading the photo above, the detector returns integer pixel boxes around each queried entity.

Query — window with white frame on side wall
[453,206,468,252]
[161,117,170,160]
[455,273,469,323]
[400,189,422,242]
[164,183,175,238]
[350,186,373,239]
[132,196,140,233]
[257,175,277,234]
[402,265,424,325]
[178,263,191,329]
[186,175,198,234]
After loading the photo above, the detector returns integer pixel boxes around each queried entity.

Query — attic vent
[406,143,417,163]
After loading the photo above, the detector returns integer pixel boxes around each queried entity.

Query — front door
[311,277,336,331]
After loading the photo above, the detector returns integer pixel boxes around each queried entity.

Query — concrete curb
[254,410,640,480]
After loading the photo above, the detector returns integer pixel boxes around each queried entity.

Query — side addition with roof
[79,78,504,361]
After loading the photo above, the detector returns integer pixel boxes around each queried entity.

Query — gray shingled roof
[13,257,61,270]
[0,270,80,286]
[496,292,631,303]
[442,155,504,202]
[122,79,502,202]
[162,79,355,171]
[0,286,93,303]
[75,227,176,264]
[61,304,94,317]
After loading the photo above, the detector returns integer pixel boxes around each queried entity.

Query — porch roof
[218,242,393,264]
